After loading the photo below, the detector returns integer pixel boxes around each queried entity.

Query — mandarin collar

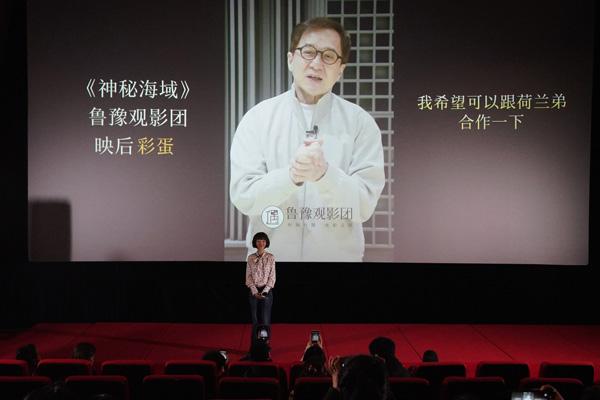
[289,83,333,131]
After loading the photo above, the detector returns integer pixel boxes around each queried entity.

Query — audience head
[368,337,395,361]
[72,342,96,362]
[16,343,39,374]
[368,336,407,377]
[338,355,389,400]
[24,382,78,400]
[422,349,439,362]
[301,344,327,376]
[302,343,325,362]
[202,350,228,376]
[249,339,271,361]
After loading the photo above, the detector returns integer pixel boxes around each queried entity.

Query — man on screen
[230,17,384,261]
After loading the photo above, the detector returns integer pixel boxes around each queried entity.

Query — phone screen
[311,331,320,342]
[511,392,546,400]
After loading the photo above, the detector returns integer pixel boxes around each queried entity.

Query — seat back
[35,359,92,381]
[0,360,29,376]
[293,377,331,400]
[228,362,279,379]
[519,377,584,400]
[66,375,129,400]
[539,362,595,386]
[143,374,205,400]
[476,362,530,391]
[277,366,288,399]
[0,376,52,400]
[218,377,280,400]
[101,360,153,400]
[412,363,466,383]
[288,362,304,389]
[442,376,507,400]
[388,377,431,400]
[165,360,218,397]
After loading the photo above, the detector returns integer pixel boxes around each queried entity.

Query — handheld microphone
[305,125,319,140]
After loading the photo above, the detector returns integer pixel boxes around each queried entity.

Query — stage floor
[1,323,599,379]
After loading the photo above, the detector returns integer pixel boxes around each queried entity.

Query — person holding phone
[368,337,409,378]
[245,232,276,343]
[299,334,328,378]
[288,331,328,398]
[324,355,389,400]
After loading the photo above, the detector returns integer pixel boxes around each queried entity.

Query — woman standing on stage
[245,232,276,342]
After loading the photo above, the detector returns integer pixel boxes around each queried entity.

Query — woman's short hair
[252,232,270,248]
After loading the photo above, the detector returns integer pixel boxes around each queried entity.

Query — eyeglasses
[295,44,342,65]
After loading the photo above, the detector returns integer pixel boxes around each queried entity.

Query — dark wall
[2,1,598,327]
[2,262,599,326]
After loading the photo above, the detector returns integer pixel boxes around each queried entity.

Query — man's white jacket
[230,86,385,262]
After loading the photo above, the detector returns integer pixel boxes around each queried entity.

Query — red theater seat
[476,361,530,391]
[101,359,153,379]
[165,360,218,397]
[0,360,29,376]
[143,374,205,400]
[66,375,129,400]
[277,366,288,398]
[288,362,304,388]
[227,362,280,379]
[411,362,466,384]
[35,359,92,381]
[519,378,584,400]
[292,377,331,400]
[101,360,153,400]
[0,376,52,400]
[539,361,595,386]
[218,377,280,400]
[388,377,431,400]
[441,376,506,400]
